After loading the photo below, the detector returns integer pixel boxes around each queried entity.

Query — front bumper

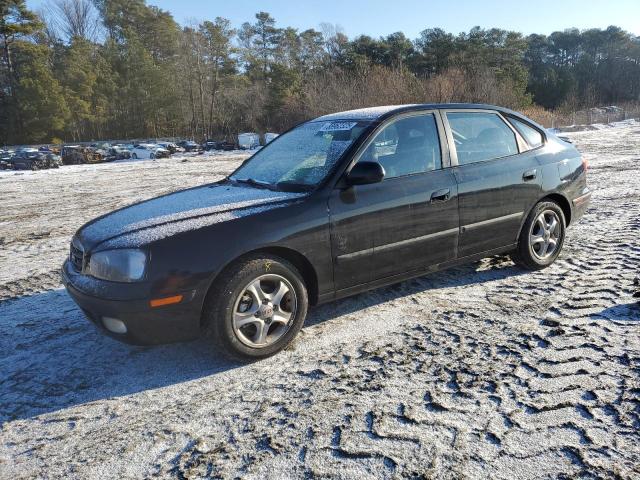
[61,260,203,345]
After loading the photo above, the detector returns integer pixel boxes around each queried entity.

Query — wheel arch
[199,245,319,330]
[516,192,572,241]
[539,193,572,226]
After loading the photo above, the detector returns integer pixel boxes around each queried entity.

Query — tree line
[1,0,639,145]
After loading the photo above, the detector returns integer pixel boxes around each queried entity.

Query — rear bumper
[61,260,203,345]
[571,189,592,222]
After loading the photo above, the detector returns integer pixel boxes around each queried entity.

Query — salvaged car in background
[11,149,46,170]
[44,153,63,168]
[7,149,61,170]
[61,145,105,165]
[157,142,181,154]
[177,140,200,152]
[62,103,591,360]
[216,141,236,151]
[202,139,218,151]
[104,146,132,162]
[0,149,15,169]
[203,139,237,151]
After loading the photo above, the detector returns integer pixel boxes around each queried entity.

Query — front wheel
[204,254,308,360]
[511,200,566,270]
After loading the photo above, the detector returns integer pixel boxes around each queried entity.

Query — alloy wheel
[232,274,296,348]
[529,210,561,260]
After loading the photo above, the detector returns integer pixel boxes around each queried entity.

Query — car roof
[313,103,529,123]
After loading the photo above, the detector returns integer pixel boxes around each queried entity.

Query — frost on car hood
[77,183,306,250]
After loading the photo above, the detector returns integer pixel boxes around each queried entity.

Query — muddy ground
[0,126,639,479]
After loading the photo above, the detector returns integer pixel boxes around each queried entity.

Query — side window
[358,113,442,178]
[446,112,518,165]
[509,117,544,149]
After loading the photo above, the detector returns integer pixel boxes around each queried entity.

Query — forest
[1,0,640,145]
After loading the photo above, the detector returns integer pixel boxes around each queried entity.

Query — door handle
[523,169,537,181]
[431,188,451,203]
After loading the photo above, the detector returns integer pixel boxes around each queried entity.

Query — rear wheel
[511,200,566,270]
[150,153,155,159]
[132,153,137,159]
[203,254,308,360]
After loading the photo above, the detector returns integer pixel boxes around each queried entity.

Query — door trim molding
[461,211,523,232]
[376,227,459,253]
[336,227,459,262]
[335,247,374,262]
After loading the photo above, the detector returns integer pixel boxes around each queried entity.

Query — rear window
[446,112,518,165]
[509,117,544,149]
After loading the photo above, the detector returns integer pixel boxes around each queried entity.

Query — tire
[132,153,137,159]
[150,153,155,159]
[511,200,566,270]
[203,254,309,360]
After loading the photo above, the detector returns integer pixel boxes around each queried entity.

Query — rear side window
[509,117,544,149]
[358,113,442,179]
[446,112,518,165]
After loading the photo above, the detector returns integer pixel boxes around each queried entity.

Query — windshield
[230,120,370,190]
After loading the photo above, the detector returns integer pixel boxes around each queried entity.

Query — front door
[329,112,459,291]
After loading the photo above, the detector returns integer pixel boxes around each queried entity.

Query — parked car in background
[11,149,47,170]
[238,132,260,149]
[157,142,181,154]
[177,140,200,152]
[131,144,170,159]
[202,139,217,151]
[61,103,591,360]
[264,132,279,144]
[44,153,62,168]
[0,149,14,169]
[104,146,132,162]
[202,139,236,151]
[62,145,106,165]
[216,141,236,151]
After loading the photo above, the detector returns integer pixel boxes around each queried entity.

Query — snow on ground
[0,127,639,478]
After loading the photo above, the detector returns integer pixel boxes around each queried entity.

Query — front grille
[70,239,85,272]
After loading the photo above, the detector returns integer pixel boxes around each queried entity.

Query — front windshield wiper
[229,177,277,190]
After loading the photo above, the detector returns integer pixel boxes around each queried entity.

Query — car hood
[77,183,306,251]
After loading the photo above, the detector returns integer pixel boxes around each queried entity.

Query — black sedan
[177,140,200,152]
[62,103,591,359]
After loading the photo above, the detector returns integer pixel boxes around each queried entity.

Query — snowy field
[0,126,639,478]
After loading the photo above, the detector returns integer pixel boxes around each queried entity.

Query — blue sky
[28,0,640,38]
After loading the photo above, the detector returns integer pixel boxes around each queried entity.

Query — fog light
[102,316,127,334]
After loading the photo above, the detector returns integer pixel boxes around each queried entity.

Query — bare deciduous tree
[44,0,101,42]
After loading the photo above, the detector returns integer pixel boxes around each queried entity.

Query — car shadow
[591,301,640,321]
[306,255,526,327]
[0,255,522,423]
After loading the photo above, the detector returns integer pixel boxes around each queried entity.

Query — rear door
[441,109,542,257]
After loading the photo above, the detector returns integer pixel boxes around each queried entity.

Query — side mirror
[346,161,385,186]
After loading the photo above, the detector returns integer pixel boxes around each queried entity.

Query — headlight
[88,249,147,282]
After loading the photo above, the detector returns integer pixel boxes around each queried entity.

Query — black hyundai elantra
[62,103,591,359]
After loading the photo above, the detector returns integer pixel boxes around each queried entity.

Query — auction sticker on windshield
[319,121,358,132]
